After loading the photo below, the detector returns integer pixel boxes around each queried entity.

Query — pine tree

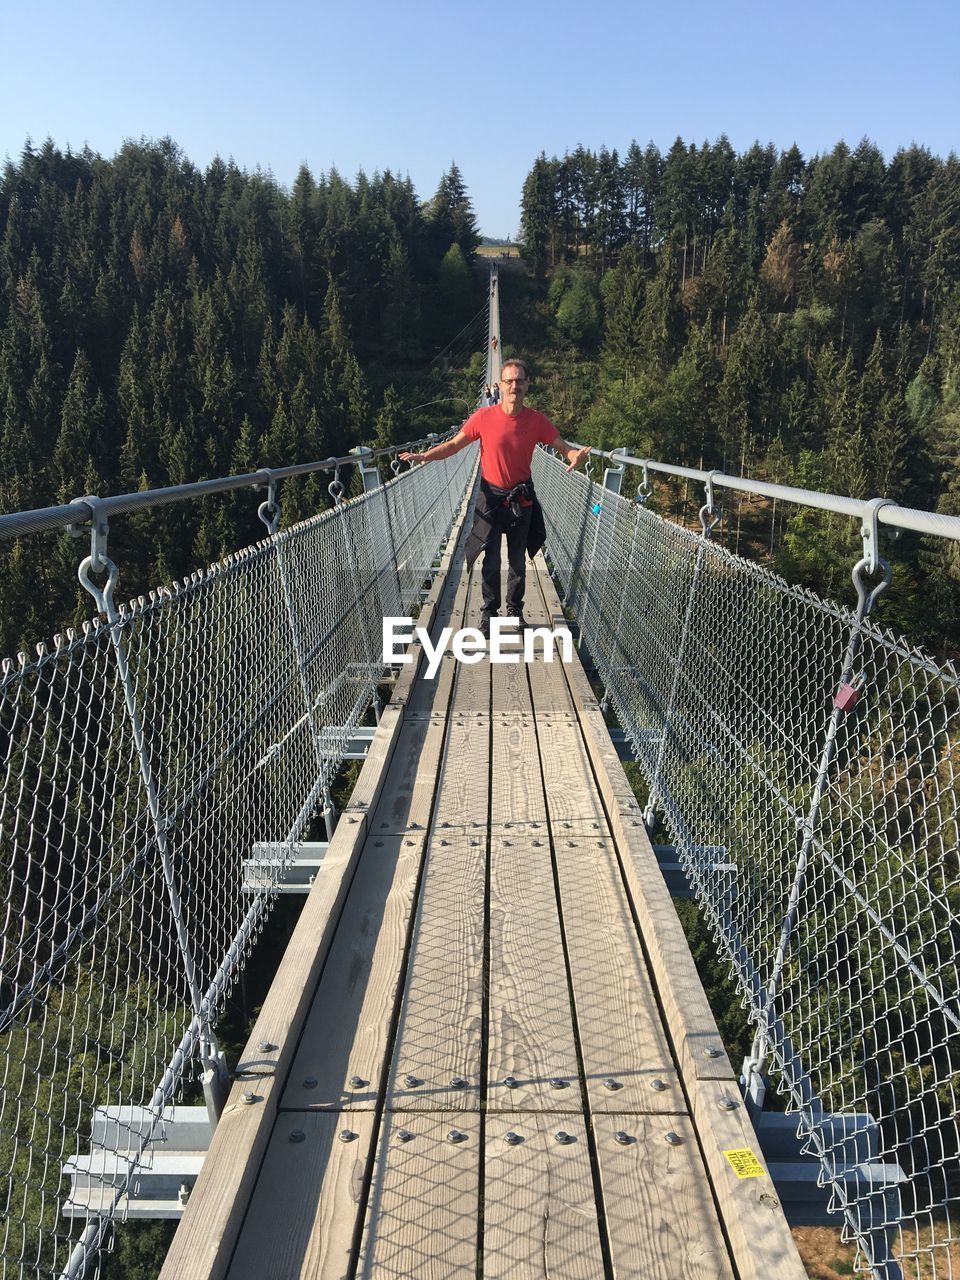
[760,221,802,310]
[555,270,602,349]
[602,244,646,377]
[426,164,480,260]
[373,384,406,448]
[436,243,474,323]
[520,154,556,274]
[639,251,686,376]
[51,349,106,501]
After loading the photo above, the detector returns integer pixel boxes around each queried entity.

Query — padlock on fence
[833,673,866,712]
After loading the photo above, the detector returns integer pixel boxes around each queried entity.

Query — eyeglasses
[500,378,528,386]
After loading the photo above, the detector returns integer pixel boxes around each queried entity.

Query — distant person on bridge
[400,359,590,635]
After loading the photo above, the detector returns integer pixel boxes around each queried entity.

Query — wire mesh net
[532,448,960,1280]
[0,445,475,1279]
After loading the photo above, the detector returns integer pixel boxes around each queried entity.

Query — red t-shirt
[461,405,559,489]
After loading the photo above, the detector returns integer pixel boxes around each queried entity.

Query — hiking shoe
[504,613,529,631]
[479,614,494,638]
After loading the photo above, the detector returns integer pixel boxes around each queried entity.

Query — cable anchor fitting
[635,460,652,506]
[852,496,895,616]
[328,457,345,504]
[74,494,119,615]
[699,471,721,536]
[257,470,281,534]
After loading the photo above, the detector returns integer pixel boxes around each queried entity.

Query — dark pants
[480,504,533,617]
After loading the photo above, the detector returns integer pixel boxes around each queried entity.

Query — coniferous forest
[517,137,960,652]
[1,135,958,1278]
[1,132,959,656]
[0,139,484,657]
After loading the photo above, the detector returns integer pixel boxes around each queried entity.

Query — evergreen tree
[760,221,803,310]
[639,251,686,375]
[426,163,480,260]
[436,242,475,324]
[51,349,106,501]
[520,154,557,274]
[601,244,646,377]
[373,384,406,448]
[555,269,602,349]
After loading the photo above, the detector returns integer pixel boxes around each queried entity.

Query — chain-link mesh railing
[0,444,475,1280]
[533,448,960,1280]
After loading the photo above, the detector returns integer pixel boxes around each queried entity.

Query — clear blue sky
[2,0,958,239]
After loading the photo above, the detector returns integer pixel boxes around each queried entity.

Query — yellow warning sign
[723,1148,766,1179]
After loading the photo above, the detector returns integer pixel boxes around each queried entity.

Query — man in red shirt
[400,360,590,633]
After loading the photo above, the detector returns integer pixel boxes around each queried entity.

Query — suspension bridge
[0,264,958,1279]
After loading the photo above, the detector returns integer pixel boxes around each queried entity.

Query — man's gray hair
[500,358,529,380]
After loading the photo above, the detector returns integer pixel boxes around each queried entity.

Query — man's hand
[565,444,592,472]
[399,450,424,463]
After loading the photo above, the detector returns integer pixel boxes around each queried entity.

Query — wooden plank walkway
[161,495,806,1280]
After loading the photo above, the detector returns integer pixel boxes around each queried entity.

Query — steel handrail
[584,446,960,544]
[0,433,451,541]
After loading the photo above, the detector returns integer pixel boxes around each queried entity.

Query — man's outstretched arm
[399,430,472,464]
[549,435,592,472]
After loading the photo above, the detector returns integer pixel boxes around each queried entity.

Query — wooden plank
[688,1082,808,1280]
[525,565,578,715]
[366,718,445,835]
[490,717,547,828]
[535,713,608,825]
[385,830,485,1110]
[342,703,404,818]
[534,555,734,1081]
[357,1111,480,1279]
[449,570,491,712]
[526,650,576,716]
[490,634,533,717]
[281,835,424,1112]
[593,1113,735,1280]
[489,568,535,716]
[487,828,580,1111]
[432,718,489,827]
[536,550,806,1278]
[403,648,457,721]
[161,477,479,1280]
[463,563,487,627]
[450,646,490,716]
[404,567,471,721]
[516,568,552,626]
[226,1111,375,1280]
[552,834,681,1113]
[483,1113,604,1279]
[159,704,403,1280]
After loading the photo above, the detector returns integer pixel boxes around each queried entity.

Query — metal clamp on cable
[852,496,895,615]
[860,496,896,574]
[698,471,721,536]
[390,454,402,477]
[257,470,280,535]
[74,494,119,614]
[328,458,345,505]
[855,496,901,616]
[635,459,652,506]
